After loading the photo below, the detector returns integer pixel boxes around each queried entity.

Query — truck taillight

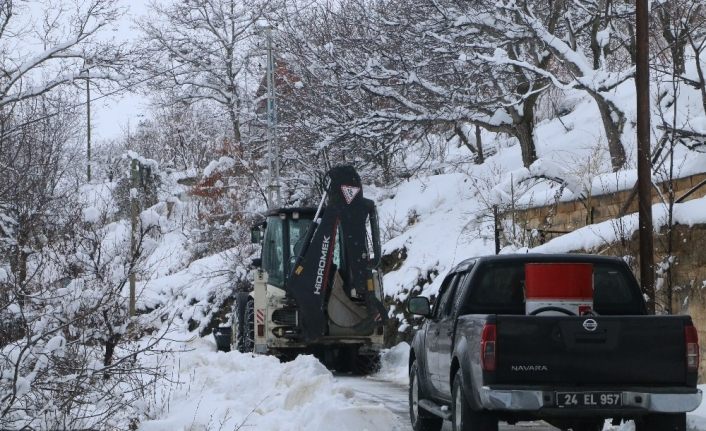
[481,323,497,372]
[685,324,699,373]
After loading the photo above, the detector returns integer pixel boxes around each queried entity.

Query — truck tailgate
[494,315,690,386]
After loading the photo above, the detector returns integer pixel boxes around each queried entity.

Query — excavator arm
[287,165,388,342]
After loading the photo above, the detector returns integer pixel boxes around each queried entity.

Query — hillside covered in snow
[2,0,706,429]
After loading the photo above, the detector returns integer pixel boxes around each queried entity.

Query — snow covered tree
[123,102,228,171]
[0,188,169,429]
[277,0,555,172]
[475,0,635,171]
[651,0,706,151]
[0,96,81,290]
[0,0,130,285]
[0,0,127,109]
[137,0,280,146]
[652,0,706,75]
[274,0,448,184]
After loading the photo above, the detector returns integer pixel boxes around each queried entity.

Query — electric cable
[0,62,188,138]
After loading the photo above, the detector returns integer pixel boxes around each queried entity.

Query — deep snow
[138,336,401,431]
[133,336,705,430]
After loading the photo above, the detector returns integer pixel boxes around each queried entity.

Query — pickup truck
[407,254,702,431]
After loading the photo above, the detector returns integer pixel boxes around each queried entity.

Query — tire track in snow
[335,375,559,431]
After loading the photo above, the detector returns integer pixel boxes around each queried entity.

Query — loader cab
[257,207,317,289]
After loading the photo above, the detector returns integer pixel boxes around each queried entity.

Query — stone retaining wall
[519,173,706,233]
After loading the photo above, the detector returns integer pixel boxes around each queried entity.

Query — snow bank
[82,207,101,223]
[136,249,238,332]
[78,182,118,218]
[379,173,494,302]
[374,342,410,386]
[139,337,401,431]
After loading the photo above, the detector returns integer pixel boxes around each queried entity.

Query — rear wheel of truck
[231,292,255,353]
[409,360,442,431]
[452,369,498,431]
[635,413,686,431]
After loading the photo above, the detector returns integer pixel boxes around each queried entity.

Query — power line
[0,63,187,139]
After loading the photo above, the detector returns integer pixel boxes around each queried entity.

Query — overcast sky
[92,0,150,142]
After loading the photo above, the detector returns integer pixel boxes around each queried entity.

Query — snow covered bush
[0,181,172,429]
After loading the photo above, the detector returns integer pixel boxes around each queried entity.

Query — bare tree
[652,0,706,75]
[0,0,126,109]
[137,0,280,145]
[124,101,229,171]
[476,0,635,171]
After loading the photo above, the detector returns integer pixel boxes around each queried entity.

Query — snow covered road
[337,375,557,431]
[134,338,704,431]
[339,374,706,431]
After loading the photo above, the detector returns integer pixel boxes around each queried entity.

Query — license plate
[556,392,622,408]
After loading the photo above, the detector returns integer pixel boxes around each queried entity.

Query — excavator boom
[287,166,387,341]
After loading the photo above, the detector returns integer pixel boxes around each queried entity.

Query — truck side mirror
[251,228,262,244]
[251,258,262,268]
[408,297,431,317]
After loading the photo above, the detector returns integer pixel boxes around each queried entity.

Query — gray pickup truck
[407,254,702,431]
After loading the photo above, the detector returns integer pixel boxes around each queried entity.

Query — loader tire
[352,352,380,375]
[231,292,255,353]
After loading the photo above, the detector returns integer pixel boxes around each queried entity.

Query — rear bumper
[479,387,702,414]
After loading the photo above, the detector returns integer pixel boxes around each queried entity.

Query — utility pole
[129,159,139,317]
[263,23,281,209]
[636,0,655,313]
[493,205,501,255]
[86,67,92,182]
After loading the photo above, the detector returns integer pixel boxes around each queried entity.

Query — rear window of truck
[462,261,645,315]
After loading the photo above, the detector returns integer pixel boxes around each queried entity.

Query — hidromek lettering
[314,236,330,295]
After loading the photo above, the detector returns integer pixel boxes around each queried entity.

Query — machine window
[289,218,313,264]
[263,216,285,288]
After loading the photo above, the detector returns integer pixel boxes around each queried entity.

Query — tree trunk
[228,107,241,144]
[509,93,540,168]
[476,102,538,168]
[513,118,537,168]
[592,94,627,171]
[455,122,484,164]
[475,124,484,164]
[691,43,706,117]
[658,9,687,75]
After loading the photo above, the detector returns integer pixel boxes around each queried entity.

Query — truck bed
[487,314,694,387]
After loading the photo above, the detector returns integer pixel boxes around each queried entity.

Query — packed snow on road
[134,336,706,431]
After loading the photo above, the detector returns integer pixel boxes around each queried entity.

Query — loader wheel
[352,352,381,375]
[231,292,255,353]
